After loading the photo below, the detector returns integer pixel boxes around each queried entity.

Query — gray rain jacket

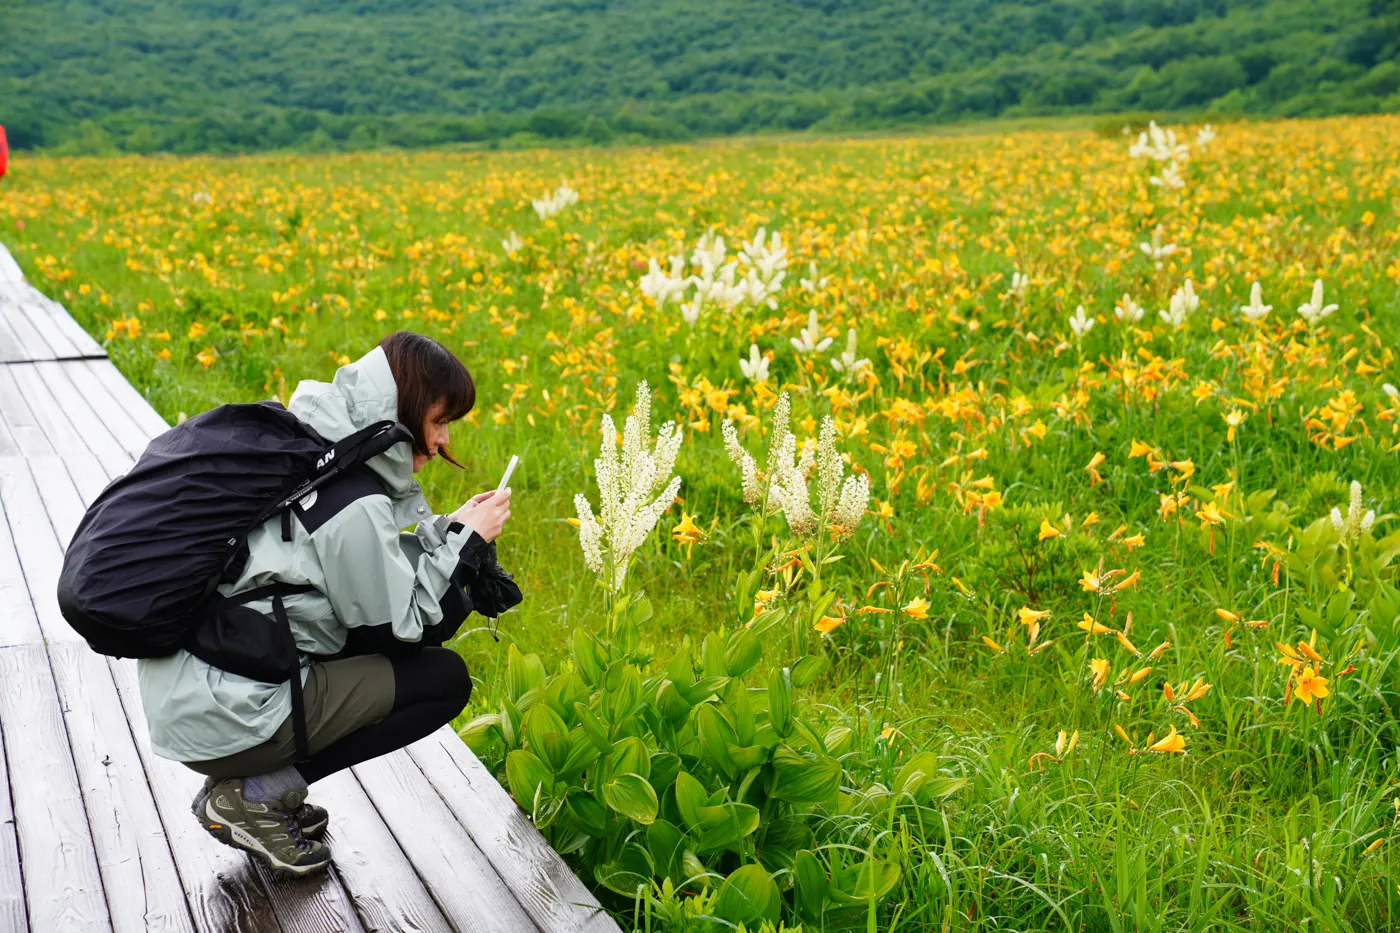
[138,346,503,763]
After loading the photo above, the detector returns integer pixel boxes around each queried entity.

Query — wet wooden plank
[0,411,20,458]
[58,361,152,462]
[83,358,170,439]
[0,662,28,932]
[306,771,453,933]
[0,365,56,457]
[17,362,131,480]
[15,297,82,360]
[27,453,86,549]
[49,642,196,933]
[0,476,43,647]
[28,293,106,358]
[354,750,539,933]
[408,729,619,933]
[106,657,283,933]
[0,644,114,932]
[0,456,78,643]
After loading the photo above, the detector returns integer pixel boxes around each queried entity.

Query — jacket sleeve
[312,495,476,642]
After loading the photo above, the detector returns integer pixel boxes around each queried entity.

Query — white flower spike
[739,344,770,383]
[791,310,834,354]
[1115,294,1144,323]
[1297,279,1338,326]
[1240,282,1271,321]
[1069,305,1095,338]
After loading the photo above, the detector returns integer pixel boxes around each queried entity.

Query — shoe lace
[281,806,312,851]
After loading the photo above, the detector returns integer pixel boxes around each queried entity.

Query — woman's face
[412,399,452,473]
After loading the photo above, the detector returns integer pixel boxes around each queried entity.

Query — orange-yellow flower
[1294,666,1330,704]
[1146,725,1187,754]
[1079,568,1102,592]
[1089,657,1111,692]
[1084,451,1106,486]
[1078,613,1115,635]
[1018,606,1051,626]
[1038,519,1062,541]
[671,511,707,558]
[903,597,930,619]
[981,635,1005,653]
[814,614,846,636]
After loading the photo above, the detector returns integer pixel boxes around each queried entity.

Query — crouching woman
[137,330,520,878]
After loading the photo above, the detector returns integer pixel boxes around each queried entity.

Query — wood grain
[49,643,196,933]
[408,729,620,933]
[82,359,170,439]
[57,361,153,462]
[106,658,284,933]
[0,683,29,932]
[0,296,57,361]
[15,297,81,359]
[0,478,43,647]
[354,750,539,933]
[18,361,132,480]
[0,244,24,284]
[0,366,56,457]
[0,644,114,932]
[303,770,454,933]
[27,293,106,358]
[0,456,78,643]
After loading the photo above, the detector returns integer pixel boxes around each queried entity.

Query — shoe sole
[202,801,331,880]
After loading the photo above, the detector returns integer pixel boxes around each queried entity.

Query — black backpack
[57,400,412,759]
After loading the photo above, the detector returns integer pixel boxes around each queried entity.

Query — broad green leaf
[505,749,552,808]
[646,819,686,883]
[768,746,842,805]
[593,843,651,897]
[793,849,830,919]
[456,713,500,754]
[696,704,738,779]
[571,628,604,686]
[791,654,828,688]
[829,857,902,904]
[768,666,793,737]
[675,770,708,829]
[506,644,545,703]
[693,802,761,851]
[724,628,762,677]
[603,773,658,824]
[611,735,652,779]
[565,791,608,835]
[713,864,781,925]
[573,701,612,753]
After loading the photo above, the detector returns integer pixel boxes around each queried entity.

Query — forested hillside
[1,0,1396,153]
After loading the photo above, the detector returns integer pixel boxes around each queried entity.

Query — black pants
[294,647,472,784]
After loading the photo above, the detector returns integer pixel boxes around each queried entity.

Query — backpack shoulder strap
[291,465,388,536]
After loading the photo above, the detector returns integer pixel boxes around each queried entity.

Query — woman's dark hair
[377,330,475,468]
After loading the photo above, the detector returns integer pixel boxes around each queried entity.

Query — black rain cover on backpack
[56,400,407,659]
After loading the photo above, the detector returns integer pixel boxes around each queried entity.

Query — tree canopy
[1,0,1396,153]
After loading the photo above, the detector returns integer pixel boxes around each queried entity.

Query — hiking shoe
[198,777,331,878]
[194,776,329,841]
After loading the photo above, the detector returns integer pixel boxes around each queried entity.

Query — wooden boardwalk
[0,242,620,933]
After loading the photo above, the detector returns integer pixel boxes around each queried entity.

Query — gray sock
[243,765,308,805]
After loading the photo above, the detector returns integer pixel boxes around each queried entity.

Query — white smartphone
[496,454,519,494]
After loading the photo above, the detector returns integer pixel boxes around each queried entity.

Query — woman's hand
[451,489,512,542]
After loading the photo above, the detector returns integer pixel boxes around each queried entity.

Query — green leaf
[646,819,686,883]
[534,730,572,774]
[593,842,652,897]
[456,713,501,754]
[603,773,658,824]
[565,791,608,835]
[611,735,652,779]
[724,628,763,677]
[505,749,552,808]
[892,750,939,797]
[768,746,842,805]
[756,817,812,873]
[829,857,902,904]
[696,704,738,779]
[793,849,830,920]
[675,770,708,829]
[676,675,729,706]
[824,724,853,756]
[506,644,546,703]
[693,802,761,851]
[604,663,642,723]
[573,701,612,753]
[790,654,828,688]
[713,864,781,926]
[571,628,604,686]
[726,743,771,771]
[768,666,793,737]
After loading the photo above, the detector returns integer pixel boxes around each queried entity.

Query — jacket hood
[288,345,423,505]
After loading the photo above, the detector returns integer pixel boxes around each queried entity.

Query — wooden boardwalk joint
[0,241,620,933]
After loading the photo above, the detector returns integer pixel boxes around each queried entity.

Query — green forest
[2,0,1397,153]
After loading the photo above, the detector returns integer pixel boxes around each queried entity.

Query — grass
[2,112,1400,929]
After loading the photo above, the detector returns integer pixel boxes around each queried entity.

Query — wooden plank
[1,295,58,362]
[15,296,82,360]
[106,658,283,933]
[0,655,29,933]
[53,361,153,463]
[27,453,87,549]
[408,729,620,933]
[82,358,170,439]
[48,643,196,933]
[0,410,20,457]
[0,308,25,363]
[302,771,454,933]
[29,293,107,358]
[0,456,79,643]
[0,473,44,647]
[8,362,129,481]
[353,750,538,933]
[60,449,111,511]
[0,644,114,932]
[0,365,56,457]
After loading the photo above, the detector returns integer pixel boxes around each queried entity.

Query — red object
[0,125,8,179]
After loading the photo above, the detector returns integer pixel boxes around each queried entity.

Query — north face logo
[316,449,336,470]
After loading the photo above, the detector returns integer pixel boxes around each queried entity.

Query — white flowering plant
[573,380,683,599]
